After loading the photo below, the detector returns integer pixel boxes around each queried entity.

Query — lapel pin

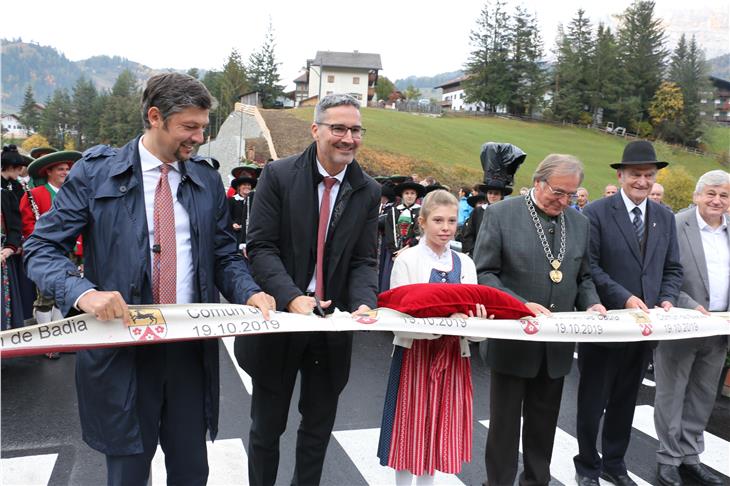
[652,222,656,227]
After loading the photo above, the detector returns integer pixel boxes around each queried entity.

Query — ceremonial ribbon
[0,305,728,359]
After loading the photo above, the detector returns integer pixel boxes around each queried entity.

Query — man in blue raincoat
[24,73,275,486]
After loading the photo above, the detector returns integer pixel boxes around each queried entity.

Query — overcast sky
[4,0,728,89]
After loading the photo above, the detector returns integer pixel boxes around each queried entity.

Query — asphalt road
[2,331,729,486]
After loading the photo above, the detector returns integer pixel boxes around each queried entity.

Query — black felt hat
[610,140,668,169]
[30,146,58,159]
[477,180,513,196]
[467,192,488,207]
[424,184,448,194]
[231,176,257,190]
[1,145,31,168]
[388,174,411,185]
[231,163,262,179]
[480,142,527,196]
[394,181,426,198]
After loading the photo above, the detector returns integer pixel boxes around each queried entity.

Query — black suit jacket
[236,142,380,390]
[582,192,682,312]
[461,205,484,256]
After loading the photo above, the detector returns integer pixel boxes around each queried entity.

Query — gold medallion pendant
[550,260,562,283]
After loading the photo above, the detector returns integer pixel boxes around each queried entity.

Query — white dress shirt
[620,188,647,224]
[695,209,730,311]
[306,160,347,293]
[139,138,194,304]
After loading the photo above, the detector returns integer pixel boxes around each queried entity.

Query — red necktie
[315,177,337,299]
[152,164,177,304]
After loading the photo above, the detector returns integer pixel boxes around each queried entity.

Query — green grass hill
[292,108,728,199]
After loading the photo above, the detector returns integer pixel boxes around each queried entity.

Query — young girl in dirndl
[377,189,488,485]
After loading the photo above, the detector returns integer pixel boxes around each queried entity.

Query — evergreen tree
[463,0,512,112]
[39,89,73,147]
[507,6,545,116]
[615,0,668,125]
[668,34,707,146]
[72,77,99,149]
[201,70,224,138]
[588,24,623,125]
[552,9,594,122]
[187,68,200,79]
[247,21,285,109]
[219,49,249,118]
[19,85,41,133]
[98,70,142,146]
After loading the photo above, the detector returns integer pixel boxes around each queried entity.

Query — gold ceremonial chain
[525,192,566,283]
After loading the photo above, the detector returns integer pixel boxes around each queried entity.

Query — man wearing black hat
[381,180,425,291]
[460,192,487,256]
[228,176,257,253]
[463,142,527,259]
[574,140,683,486]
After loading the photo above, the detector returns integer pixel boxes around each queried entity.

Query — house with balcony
[700,76,730,123]
[295,51,382,107]
[434,75,507,112]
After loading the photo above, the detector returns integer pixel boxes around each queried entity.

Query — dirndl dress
[377,254,473,475]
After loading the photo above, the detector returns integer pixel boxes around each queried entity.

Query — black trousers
[247,332,342,486]
[106,341,208,486]
[485,363,565,486]
[573,342,650,478]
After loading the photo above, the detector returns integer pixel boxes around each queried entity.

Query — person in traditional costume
[227,163,261,198]
[377,181,397,291]
[377,189,488,486]
[19,150,82,358]
[228,176,257,254]
[380,180,425,292]
[1,145,33,329]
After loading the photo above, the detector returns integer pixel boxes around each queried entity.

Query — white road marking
[332,427,465,485]
[632,405,729,477]
[222,336,253,394]
[479,420,651,486]
[1,453,57,486]
[150,438,248,485]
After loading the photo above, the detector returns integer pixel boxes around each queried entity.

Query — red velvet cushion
[377,283,534,319]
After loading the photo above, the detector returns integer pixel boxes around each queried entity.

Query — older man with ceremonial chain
[474,154,606,486]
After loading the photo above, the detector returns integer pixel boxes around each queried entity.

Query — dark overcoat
[23,136,261,455]
[236,142,380,392]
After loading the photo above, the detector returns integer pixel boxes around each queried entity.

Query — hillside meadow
[291,108,727,198]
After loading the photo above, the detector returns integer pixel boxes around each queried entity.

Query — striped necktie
[631,206,644,244]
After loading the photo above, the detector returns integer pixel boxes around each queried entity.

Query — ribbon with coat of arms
[1,305,728,358]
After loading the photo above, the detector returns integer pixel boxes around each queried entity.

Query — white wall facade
[308,67,370,104]
[1,115,29,138]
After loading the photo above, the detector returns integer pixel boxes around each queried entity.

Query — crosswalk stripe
[222,336,253,394]
[631,405,730,477]
[479,421,651,486]
[150,438,248,485]
[332,427,465,485]
[0,453,57,486]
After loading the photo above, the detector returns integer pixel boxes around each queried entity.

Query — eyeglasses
[316,123,366,139]
[543,181,578,202]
